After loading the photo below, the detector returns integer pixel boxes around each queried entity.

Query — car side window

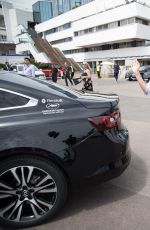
[0,89,29,109]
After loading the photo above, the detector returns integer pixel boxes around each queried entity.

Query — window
[51,37,72,45]
[120,19,128,26]
[128,17,135,24]
[63,23,71,29]
[102,24,108,30]
[0,89,38,111]
[74,32,78,36]
[0,90,29,109]
[108,22,118,29]
[135,18,143,24]
[88,28,93,33]
[84,29,89,34]
[96,25,102,31]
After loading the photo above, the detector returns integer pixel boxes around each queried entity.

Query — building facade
[0,1,33,42]
[33,1,53,23]
[51,0,94,17]
[0,1,34,63]
[34,0,150,67]
[0,1,13,42]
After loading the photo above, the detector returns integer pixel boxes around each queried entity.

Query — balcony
[73,24,150,47]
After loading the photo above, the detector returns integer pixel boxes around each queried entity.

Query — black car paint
[0,72,130,183]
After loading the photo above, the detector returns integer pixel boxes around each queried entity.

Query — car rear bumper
[86,147,131,181]
[63,125,131,184]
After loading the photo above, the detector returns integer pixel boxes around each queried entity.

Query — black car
[125,65,150,81]
[142,70,150,82]
[0,72,130,228]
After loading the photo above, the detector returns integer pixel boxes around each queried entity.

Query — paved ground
[1,76,150,230]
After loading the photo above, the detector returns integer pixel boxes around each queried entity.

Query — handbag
[72,77,82,85]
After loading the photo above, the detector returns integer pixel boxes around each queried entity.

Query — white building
[34,0,150,67]
[0,1,33,42]
[0,1,34,64]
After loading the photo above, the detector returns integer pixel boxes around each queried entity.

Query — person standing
[81,62,93,91]
[63,62,73,86]
[96,62,101,78]
[70,65,75,79]
[22,57,36,78]
[51,67,58,83]
[3,62,13,71]
[132,59,150,95]
[114,62,120,81]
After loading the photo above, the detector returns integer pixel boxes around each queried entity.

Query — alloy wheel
[0,166,57,223]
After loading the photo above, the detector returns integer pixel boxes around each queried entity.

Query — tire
[0,155,68,228]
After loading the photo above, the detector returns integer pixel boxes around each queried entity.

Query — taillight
[88,110,121,131]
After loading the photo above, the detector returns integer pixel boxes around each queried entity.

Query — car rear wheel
[0,155,68,228]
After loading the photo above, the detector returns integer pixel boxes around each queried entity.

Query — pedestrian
[132,59,150,95]
[63,62,73,86]
[70,65,75,79]
[114,62,120,81]
[96,62,101,78]
[3,62,13,71]
[81,61,93,91]
[51,67,58,83]
[22,57,36,78]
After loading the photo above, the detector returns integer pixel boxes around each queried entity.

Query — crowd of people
[2,57,150,95]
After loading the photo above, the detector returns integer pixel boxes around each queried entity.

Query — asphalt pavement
[1,76,150,230]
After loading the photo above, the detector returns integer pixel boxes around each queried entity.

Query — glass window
[58,0,63,14]
[135,18,143,24]
[74,32,78,36]
[0,90,29,109]
[142,19,148,25]
[71,0,81,9]
[128,17,135,24]
[84,29,89,34]
[88,28,93,33]
[120,19,128,26]
[108,21,118,29]
[96,25,102,31]
[63,0,71,12]
[102,24,108,30]
[63,23,71,29]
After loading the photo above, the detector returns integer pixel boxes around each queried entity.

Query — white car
[14,64,46,80]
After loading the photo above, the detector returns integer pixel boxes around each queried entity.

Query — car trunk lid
[77,92,119,109]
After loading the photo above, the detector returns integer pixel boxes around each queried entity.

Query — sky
[7,0,39,11]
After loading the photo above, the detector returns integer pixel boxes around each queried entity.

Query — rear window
[0,90,29,109]
[140,66,150,71]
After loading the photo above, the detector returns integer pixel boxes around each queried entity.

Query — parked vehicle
[42,68,61,79]
[125,65,150,82]
[0,72,131,228]
[142,70,150,82]
[40,63,62,80]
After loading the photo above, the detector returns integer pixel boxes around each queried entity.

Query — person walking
[81,62,93,91]
[63,62,73,86]
[132,59,150,95]
[96,62,101,78]
[114,62,120,81]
